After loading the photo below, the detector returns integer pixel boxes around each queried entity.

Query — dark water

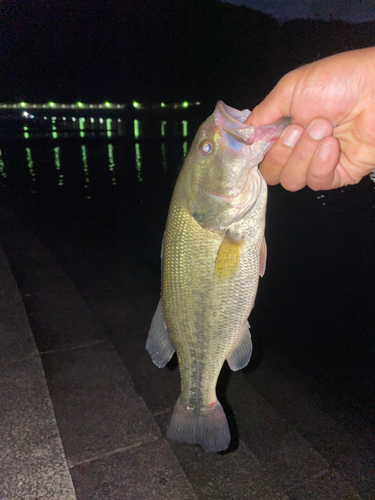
[1,112,375,412]
[0,113,206,265]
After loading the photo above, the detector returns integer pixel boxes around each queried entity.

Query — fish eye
[199,140,213,156]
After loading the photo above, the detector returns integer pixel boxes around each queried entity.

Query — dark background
[1,0,374,107]
[1,0,374,415]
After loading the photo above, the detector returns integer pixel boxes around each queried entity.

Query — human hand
[246,47,375,191]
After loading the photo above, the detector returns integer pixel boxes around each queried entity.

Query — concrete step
[21,203,366,499]
[0,204,198,500]
[0,242,76,500]
[244,353,375,499]
[1,187,371,499]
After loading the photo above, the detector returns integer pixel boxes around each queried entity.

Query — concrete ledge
[0,245,77,500]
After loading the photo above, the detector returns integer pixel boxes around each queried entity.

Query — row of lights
[22,112,123,122]
[0,101,200,109]
[17,102,123,109]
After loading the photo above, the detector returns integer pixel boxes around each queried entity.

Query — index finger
[245,71,298,126]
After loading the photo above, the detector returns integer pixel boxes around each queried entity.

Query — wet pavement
[1,184,374,499]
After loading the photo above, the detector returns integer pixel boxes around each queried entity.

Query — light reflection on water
[1,114,375,249]
[0,116,199,253]
[0,149,6,179]
[0,115,197,190]
[25,147,36,193]
[1,114,202,141]
[107,144,116,186]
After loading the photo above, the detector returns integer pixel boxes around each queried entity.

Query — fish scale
[164,174,266,406]
[146,101,289,452]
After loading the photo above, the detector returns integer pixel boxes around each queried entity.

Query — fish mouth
[214,100,290,152]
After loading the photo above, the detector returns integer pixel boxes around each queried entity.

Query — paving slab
[285,470,362,500]
[0,356,77,500]
[41,340,161,466]
[0,201,199,500]
[0,248,23,308]
[71,438,198,500]
[0,207,106,351]
[0,212,76,297]
[0,245,76,500]
[87,291,181,414]
[77,281,141,336]
[155,411,288,500]
[0,209,50,258]
[247,356,375,498]
[227,371,329,491]
[0,300,35,362]
[23,288,106,352]
[3,186,370,499]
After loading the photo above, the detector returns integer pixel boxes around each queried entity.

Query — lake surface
[0,111,208,264]
[1,109,375,407]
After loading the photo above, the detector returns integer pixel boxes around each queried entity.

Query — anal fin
[146,299,175,368]
[226,321,252,371]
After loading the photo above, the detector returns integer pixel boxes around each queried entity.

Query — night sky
[223,0,375,23]
[1,0,374,106]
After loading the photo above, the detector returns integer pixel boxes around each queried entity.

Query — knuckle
[280,172,306,192]
[291,147,312,164]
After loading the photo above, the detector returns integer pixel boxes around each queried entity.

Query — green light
[108,144,116,186]
[106,118,112,138]
[105,101,111,108]
[49,102,55,107]
[0,149,7,179]
[79,117,85,138]
[161,102,165,108]
[134,119,140,138]
[26,147,35,183]
[182,101,189,108]
[19,102,26,107]
[77,102,84,107]
[54,147,63,186]
[161,143,167,173]
[81,145,91,198]
[161,120,166,137]
[54,147,61,168]
[135,143,143,182]
[23,125,29,139]
[133,101,140,109]
[182,120,188,137]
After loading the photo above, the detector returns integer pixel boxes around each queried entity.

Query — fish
[146,101,289,452]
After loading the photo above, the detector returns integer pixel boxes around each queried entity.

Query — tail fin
[166,398,230,452]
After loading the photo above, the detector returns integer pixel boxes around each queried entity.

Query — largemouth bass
[147,101,289,452]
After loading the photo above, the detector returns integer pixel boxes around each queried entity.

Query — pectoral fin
[226,321,253,371]
[259,236,267,277]
[146,299,175,368]
[214,230,244,280]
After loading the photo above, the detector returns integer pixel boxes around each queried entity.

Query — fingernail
[308,121,329,140]
[317,141,332,159]
[283,128,302,148]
